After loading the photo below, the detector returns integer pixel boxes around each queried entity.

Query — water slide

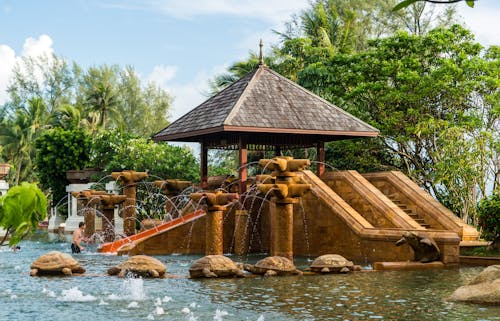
[98,210,206,254]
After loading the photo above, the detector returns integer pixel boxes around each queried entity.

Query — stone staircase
[387,194,431,229]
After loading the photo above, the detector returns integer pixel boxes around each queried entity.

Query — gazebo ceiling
[153,64,379,145]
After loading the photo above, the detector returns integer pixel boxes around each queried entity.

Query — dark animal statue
[395,231,441,263]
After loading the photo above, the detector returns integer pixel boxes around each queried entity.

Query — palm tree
[0,97,49,184]
[82,66,119,130]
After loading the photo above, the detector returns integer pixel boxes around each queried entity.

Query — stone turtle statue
[108,255,166,278]
[310,254,354,273]
[244,256,303,277]
[189,255,244,278]
[395,231,441,263]
[30,251,85,276]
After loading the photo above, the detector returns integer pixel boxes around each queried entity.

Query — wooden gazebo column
[238,137,247,195]
[201,141,208,189]
[317,141,325,177]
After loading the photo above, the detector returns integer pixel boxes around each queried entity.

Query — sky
[0,0,499,122]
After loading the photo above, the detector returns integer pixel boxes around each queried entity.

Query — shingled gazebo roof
[153,64,378,149]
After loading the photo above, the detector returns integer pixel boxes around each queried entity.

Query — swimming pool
[0,235,498,321]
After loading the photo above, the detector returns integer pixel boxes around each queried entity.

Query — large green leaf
[0,182,47,246]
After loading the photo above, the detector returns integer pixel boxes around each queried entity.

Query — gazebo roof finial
[259,39,265,66]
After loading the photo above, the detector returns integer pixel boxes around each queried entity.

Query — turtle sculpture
[310,254,354,273]
[244,256,303,277]
[189,255,245,278]
[395,231,441,263]
[30,251,85,277]
[108,255,166,278]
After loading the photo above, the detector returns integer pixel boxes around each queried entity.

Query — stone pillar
[106,181,122,235]
[190,191,238,256]
[64,183,94,233]
[71,190,106,238]
[317,141,325,177]
[271,201,296,260]
[257,157,311,262]
[154,179,192,216]
[205,209,224,255]
[98,194,126,242]
[234,209,249,255]
[238,137,247,196]
[201,141,208,189]
[111,171,148,236]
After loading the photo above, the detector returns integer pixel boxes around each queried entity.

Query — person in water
[71,222,87,253]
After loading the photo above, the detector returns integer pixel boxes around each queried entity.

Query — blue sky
[0,0,499,121]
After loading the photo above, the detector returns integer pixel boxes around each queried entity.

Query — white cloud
[147,63,228,121]
[147,65,178,87]
[147,65,229,155]
[0,34,55,105]
[22,34,54,57]
[456,2,500,47]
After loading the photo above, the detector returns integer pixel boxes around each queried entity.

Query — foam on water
[162,295,172,303]
[153,306,164,315]
[128,301,139,308]
[42,288,56,297]
[214,308,229,320]
[57,287,96,302]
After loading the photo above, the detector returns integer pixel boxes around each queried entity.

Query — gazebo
[154,53,378,194]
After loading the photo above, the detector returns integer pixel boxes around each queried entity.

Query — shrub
[477,191,500,244]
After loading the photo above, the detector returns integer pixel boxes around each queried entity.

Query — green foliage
[296,25,498,221]
[477,191,500,242]
[0,182,47,246]
[34,128,91,206]
[104,137,199,182]
[393,0,475,12]
[87,129,135,170]
[326,138,398,172]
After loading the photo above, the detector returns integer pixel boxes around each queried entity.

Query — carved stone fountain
[111,170,148,236]
[190,191,238,255]
[71,190,106,238]
[257,156,311,260]
[98,194,127,242]
[154,179,192,215]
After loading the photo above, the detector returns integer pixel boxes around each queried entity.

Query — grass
[460,246,500,257]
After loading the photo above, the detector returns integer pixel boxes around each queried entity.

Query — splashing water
[214,309,229,320]
[121,278,146,301]
[57,287,96,302]
[42,288,56,298]
[127,301,139,308]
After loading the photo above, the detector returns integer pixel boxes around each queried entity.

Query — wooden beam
[201,141,208,189]
[317,141,325,177]
[239,137,247,195]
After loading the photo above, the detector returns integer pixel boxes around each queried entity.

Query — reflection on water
[0,237,499,321]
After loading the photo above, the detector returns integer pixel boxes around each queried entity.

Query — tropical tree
[112,67,171,136]
[0,97,49,184]
[80,65,119,130]
[34,128,91,208]
[297,25,499,222]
